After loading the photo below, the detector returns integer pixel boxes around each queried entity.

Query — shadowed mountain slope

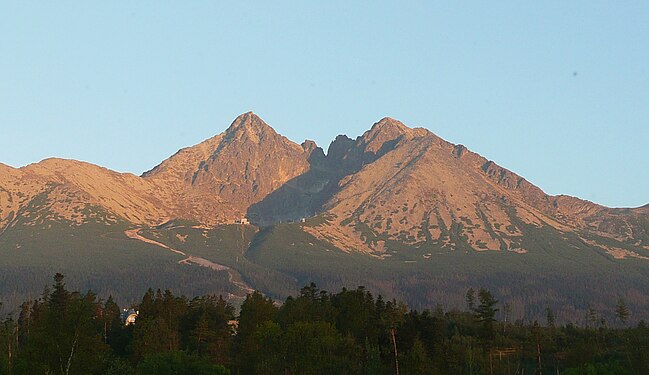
[142,112,315,224]
[1,112,648,321]
[1,113,647,257]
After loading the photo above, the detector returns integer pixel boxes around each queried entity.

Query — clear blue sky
[1,2,647,208]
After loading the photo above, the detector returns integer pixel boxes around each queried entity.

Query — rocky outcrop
[143,112,313,224]
[1,112,647,257]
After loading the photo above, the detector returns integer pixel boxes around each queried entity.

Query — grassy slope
[0,211,236,312]
[2,209,649,324]
[139,224,299,300]
[243,219,649,324]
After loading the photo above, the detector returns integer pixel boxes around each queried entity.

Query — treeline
[0,265,239,312]
[1,275,648,374]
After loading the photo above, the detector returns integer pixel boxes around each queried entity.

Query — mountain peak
[223,111,278,145]
[358,117,415,154]
[227,111,270,131]
[364,117,410,138]
[374,117,410,130]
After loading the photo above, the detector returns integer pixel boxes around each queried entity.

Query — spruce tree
[615,298,630,326]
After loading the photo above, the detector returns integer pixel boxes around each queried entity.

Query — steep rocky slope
[1,113,647,260]
[143,112,315,224]
[1,112,649,321]
[0,112,316,230]
[273,117,648,259]
[0,159,168,231]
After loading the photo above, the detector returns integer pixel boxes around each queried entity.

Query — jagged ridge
[1,112,647,259]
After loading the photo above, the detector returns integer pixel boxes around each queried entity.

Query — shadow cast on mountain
[246,135,404,226]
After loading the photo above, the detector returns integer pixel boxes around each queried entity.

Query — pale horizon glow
[1,2,647,208]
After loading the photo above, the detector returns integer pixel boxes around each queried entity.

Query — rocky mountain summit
[2,111,649,322]
[1,112,648,259]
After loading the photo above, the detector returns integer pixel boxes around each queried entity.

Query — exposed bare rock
[302,119,646,256]
[143,112,312,224]
[1,112,647,258]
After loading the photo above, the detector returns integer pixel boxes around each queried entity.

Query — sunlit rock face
[1,112,647,259]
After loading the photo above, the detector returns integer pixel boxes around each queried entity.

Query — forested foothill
[0,274,647,374]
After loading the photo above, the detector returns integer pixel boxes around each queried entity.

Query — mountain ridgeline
[1,112,648,322]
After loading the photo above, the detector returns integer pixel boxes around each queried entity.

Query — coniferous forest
[0,274,648,374]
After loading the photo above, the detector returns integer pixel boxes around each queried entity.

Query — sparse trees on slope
[475,288,499,341]
[615,298,630,326]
